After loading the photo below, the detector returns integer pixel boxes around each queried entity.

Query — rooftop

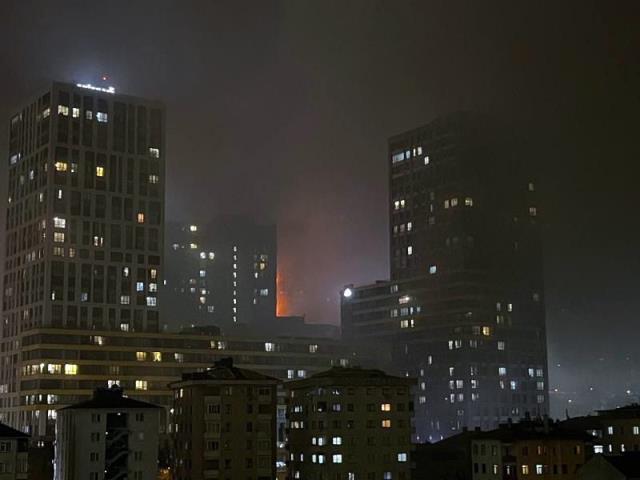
[60,386,161,411]
[171,357,279,385]
[0,423,29,439]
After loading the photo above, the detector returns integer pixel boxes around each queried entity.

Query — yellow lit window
[482,326,491,336]
[96,166,105,177]
[137,213,145,223]
[382,419,391,428]
[64,364,78,375]
[136,352,147,361]
[381,403,391,412]
[152,352,162,362]
[54,162,68,172]
[135,380,148,391]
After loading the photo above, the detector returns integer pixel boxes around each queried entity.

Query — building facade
[0,424,29,480]
[341,113,549,441]
[163,217,277,331]
[413,418,591,480]
[169,358,279,480]
[286,366,414,480]
[54,386,160,480]
[2,81,165,431]
[4,325,357,442]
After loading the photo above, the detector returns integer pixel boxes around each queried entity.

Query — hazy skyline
[1,0,639,416]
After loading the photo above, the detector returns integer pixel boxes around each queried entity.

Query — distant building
[578,452,640,480]
[275,316,340,339]
[561,404,640,455]
[163,217,277,331]
[54,387,160,480]
[0,423,29,479]
[286,366,414,480]
[342,113,549,441]
[169,358,279,480]
[413,417,592,480]
[1,81,165,436]
[6,325,357,445]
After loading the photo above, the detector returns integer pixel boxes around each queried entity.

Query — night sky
[1,0,639,415]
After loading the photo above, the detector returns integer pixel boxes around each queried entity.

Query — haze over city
[0,1,639,478]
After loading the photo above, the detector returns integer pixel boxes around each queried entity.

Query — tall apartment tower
[1,82,165,434]
[169,357,279,480]
[286,366,414,480]
[163,216,277,331]
[341,113,549,441]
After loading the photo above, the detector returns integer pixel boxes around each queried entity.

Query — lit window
[397,453,407,462]
[407,246,413,255]
[135,380,148,391]
[633,426,639,435]
[146,297,157,307]
[381,403,391,412]
[482,326,491,336]
[381,419,391,428]
[529,207,537,217]
[54,162,68,172]
[309,344,318,353]
[152,352,162,362]
[137,213,145,223]
[64,364,78,375]
[429,265,437,274]
[96,166,105,177]
[444,199,450,209]
[43,107,50,118]
[72,107,80,118]
[149,148,160,158]
[96,112,108,123]
[498,341,505,350]
[424,156,430,165]
[189,225,198,232]
[199,270,206,278]
[85,110,93,120]
[451,198,458,207]
[498,367,507,376]
[465,197,473,206]
[522,465,529,475]
[120,323,130,332]
[148,174,159,184]
[536,464,543,474]
[53,217,66,229]
[528,182,535,191]
[58,105,69,116]
[136,282,144,292]
[332,436,342,445]
[265,342,276,352]
[120,295,130,305]
[332,454,342,464]
[259,288,269,296]
[136,352,146,361]
[53,232,65,243]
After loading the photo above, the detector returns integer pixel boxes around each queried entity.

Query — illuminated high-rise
[341,113,549,441]
[1,81,165,435]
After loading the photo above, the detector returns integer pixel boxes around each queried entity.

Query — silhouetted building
[163,217,276,331]
[169,358,279,480]
[1,81,165,437]
[578,453,640,480]
[561,404,640,455]
[413,417,592,480]
[0,423,29,479]
[286,366,414,480]
[54,387,160,480]
[341,113,549,441]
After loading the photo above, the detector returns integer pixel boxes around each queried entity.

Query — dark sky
[1,0,639,412]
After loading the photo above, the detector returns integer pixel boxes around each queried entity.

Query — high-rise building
[169,357,279,480]
[54,386,160,480]
[286,366,414,480]
[1,82,165,434]
[163,216,276,331]
[341,113,549,441]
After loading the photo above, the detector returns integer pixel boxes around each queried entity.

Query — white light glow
[76,83,116,94]
[343,288,353,298]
